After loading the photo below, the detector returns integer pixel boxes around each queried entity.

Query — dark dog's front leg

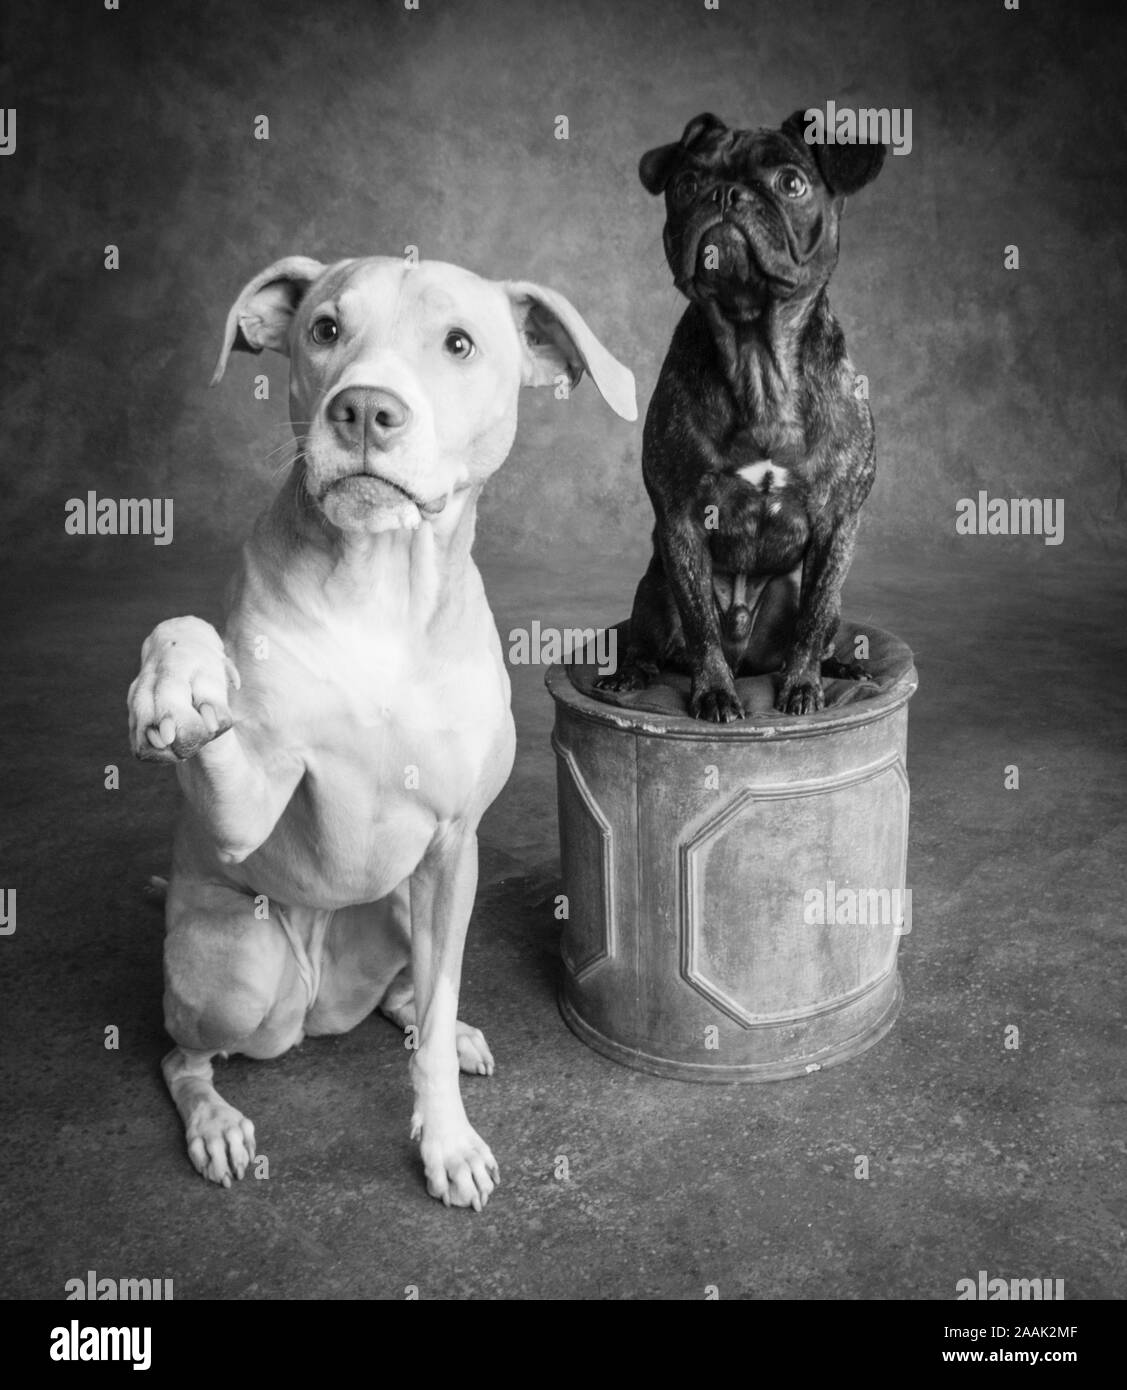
[659,511,744,723]
[777,513,859,715]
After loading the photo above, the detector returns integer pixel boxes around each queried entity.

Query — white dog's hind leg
[161,880,307,1187]
[162,1047,256,1189]
[380,975,495,1077]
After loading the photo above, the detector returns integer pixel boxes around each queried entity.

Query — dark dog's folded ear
[639,112,728,194]
[781,108,886,196]
[211,256,328,385]
[504,281,638,422]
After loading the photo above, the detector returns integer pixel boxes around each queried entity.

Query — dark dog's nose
[709,183,748,211]
[327,387,412,448]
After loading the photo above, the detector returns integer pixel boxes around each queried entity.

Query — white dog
[127,255,635,1208]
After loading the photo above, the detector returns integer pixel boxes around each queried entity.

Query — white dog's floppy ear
[210,255,327,385]
[504,281,638,422]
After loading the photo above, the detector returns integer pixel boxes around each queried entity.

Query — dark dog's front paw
[690,683,745,723]
[776,672,825,716]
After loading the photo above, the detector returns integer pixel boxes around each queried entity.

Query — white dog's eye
[444,329,476,360]
[776,168,809,199]
[311,317,339,346]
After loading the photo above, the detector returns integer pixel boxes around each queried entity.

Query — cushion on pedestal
[571,619,915,721]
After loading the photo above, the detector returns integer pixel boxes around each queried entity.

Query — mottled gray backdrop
[2,0,1123,570]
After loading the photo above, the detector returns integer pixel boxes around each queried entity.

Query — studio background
[1,0,1124,1303]
[2,0,1124,568]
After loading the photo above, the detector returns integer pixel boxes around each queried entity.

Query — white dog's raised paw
[185,1099,256,1188]
[412,1114,499,1211]
[128,617,241,763]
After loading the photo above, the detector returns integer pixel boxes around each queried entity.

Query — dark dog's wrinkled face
[640,111,884,320]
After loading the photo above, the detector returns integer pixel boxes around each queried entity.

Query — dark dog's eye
[672,172,700,205]
[444,329,476,360]
[310,317,339,346]
[776,168,809,199]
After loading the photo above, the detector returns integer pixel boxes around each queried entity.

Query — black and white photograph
[1,0,1123,1335]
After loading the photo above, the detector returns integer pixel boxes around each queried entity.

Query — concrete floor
[0,540,1123,1300]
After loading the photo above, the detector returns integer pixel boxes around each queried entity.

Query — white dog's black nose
[327,386,412,448]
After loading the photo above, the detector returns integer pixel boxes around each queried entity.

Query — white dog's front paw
[411,1110,499,1211]
[128,616,241,763]
[184,1098,256,1188]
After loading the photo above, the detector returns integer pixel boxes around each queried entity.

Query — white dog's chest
[229,618,514,905]
[309,651,512,807]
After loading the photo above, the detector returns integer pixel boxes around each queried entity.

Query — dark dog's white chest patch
[735,459,791,517]
[736,459,789,493]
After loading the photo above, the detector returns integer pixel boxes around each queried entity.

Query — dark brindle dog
[598,110,886,720]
